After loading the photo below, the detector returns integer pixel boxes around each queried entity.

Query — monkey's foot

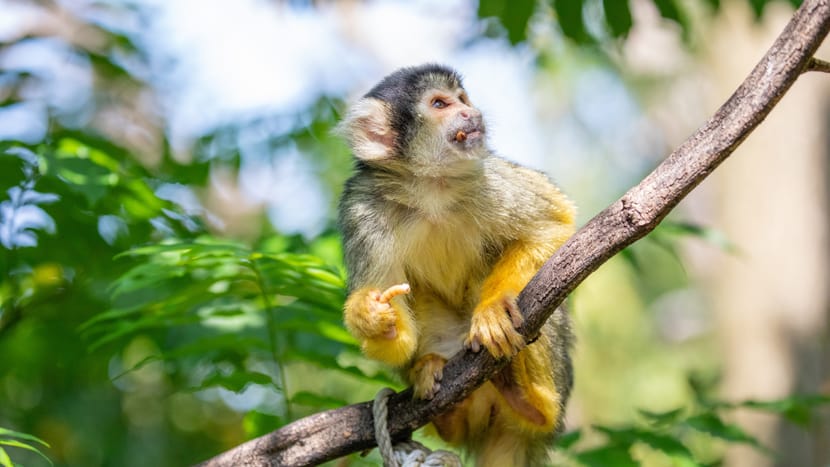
[465,294,525,359]
[410,354,446,400]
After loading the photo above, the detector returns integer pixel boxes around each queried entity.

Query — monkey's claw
[411,354,446,400]
[465,295,525,359]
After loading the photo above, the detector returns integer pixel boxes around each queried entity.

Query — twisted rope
[372,388,463,467]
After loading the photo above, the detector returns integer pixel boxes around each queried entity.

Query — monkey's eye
[431,98,449,109]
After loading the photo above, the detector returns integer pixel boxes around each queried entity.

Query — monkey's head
[338,64,487,175]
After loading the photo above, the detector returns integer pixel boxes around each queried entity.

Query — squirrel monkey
[337,64,575,466]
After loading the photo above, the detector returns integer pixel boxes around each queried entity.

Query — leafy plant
[478,0,804,45]
[81,236,398,427]
[0,147,59,250]
[558,384,830,466]
[0,427,51,467]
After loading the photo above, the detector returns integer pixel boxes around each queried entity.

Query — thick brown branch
[197,1,830,465]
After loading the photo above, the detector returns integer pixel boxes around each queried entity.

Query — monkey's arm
[466,179,575,359]
[339,183,418,368]
[465,240,552,358]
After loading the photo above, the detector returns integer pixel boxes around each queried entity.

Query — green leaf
[275,317,355,346]
[555,429,581,449]
[592,425,695,464]
[110,335,270,380]
[166,335,269,359]
[748,0,766,18]
[738,394,830,428]
[0,439,52,465]
[668,456,700,467]
[0,447,11,467]
[656,221,738,254]
[638,407,685,427]
[243,411,286,438]
[110,354,163,381]
[553,0,594,44]
[335,365,400,387]
[688,373,720,406]
[574,445,638,467]
[85,311,203,351]
[603,0,633,38]
[45,140,121,206]
[0,427,49,447]
[632,431,693,459]
[592,425,639,448]
[652,0,690,41]
[478,0,536,45]
[652,0,681,22]
[685,413,769,453]
[119,238,246,258]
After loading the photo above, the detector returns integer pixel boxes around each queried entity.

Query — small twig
[806,57,830,73]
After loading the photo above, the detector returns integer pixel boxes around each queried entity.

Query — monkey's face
[397,85,488,177]
[338,65,489,176]
[418,87,485,152]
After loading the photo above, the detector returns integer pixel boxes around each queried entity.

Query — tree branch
[197,1,830,465]
[807,57,830,73]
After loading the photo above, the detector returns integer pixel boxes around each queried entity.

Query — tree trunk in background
[703,4,830,466]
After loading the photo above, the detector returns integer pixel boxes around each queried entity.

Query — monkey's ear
[336,98,396,160]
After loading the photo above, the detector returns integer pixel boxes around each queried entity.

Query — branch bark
[808,57,830,73]
[197,1,830,465]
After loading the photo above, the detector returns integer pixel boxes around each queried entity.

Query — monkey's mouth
[452,127,484,145]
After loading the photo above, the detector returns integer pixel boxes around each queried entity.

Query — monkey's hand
[409,353,446,400]
[344,284,416,367]
[345,284,410,339]
[465,293,525,359]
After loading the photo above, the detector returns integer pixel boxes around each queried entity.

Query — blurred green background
[1,0,828,466]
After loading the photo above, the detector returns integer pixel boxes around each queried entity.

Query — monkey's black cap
[364,64,464,153]
[364,64,463,102]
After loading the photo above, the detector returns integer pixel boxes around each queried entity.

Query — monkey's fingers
[465,334,482,353]
[467,297,526,359]
[379,283,411,303]
[504,298,524,329]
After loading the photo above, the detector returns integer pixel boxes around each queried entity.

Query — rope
[372,388,464,467]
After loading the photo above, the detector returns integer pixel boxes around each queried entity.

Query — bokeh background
[0,0,828,466]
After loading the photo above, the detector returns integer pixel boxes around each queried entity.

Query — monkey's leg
[474,340,564,467]
[430,382,501,445]
[491,339,563,433]
[344,284,417,367]
[431,378,555,467]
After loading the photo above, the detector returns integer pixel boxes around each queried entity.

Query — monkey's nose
[460,109,482,120]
